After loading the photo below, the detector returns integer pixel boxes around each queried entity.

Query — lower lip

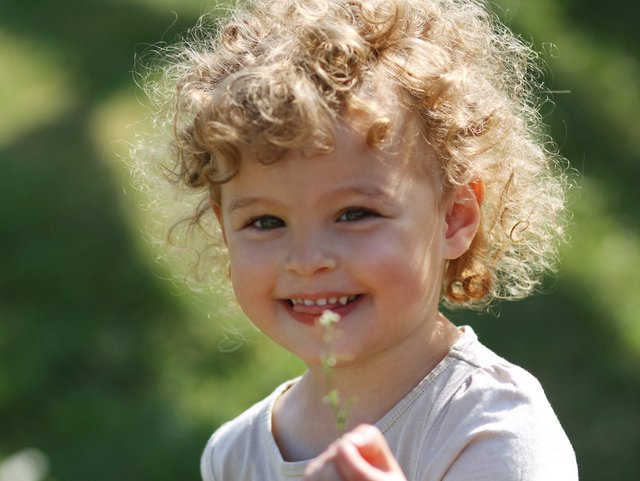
[282,296,363,326]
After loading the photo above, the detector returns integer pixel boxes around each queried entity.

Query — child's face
[214,117,468,366]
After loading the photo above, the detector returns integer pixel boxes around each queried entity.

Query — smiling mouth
[283,295,362,325]
[288,295,359,308]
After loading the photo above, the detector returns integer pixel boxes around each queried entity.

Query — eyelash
[245,215,285,230]
[337,207,378,222]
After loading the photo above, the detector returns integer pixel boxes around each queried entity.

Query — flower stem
[318,310,354,435]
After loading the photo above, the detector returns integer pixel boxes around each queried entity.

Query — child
[137,0,578,479]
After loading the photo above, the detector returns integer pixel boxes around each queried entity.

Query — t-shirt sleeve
[197,388,292,481]
[436,364,578,481]
[200,431,218,481]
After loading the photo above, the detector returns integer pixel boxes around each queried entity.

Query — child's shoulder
[446,326,553,415]
[387,327,578,480]
[381,326,557,437]
[436,327,577,478]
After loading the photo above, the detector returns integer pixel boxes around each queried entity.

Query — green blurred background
[1,0,638,479]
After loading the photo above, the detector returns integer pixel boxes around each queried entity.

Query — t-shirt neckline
[264,326,478,476]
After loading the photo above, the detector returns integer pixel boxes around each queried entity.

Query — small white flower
[318,310,341,327]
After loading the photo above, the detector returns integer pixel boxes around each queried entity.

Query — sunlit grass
[494,0,640,152]
[89,88,151,228]
[494,0,640,356]
[0,29,76,148]
[561,180,640,352]
[110,0,233,17]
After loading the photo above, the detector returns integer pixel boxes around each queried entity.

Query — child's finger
[333,425,406,481]
[349,425,403,473]
[304,426,406,481]
[303,443,342,481]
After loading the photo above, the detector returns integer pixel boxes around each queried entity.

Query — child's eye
[246,215,285,230]
[337,208,377,222]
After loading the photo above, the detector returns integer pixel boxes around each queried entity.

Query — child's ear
[210,199,228,245]
[443,180,483,260]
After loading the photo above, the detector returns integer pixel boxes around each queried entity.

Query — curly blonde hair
[133,0,568,309]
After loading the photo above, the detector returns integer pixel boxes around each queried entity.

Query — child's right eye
[246,215,285,230]
[337,207,377,222]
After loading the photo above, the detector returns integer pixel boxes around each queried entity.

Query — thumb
[348,424,401,473]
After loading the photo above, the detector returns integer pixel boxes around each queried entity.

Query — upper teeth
[290,295,357,306]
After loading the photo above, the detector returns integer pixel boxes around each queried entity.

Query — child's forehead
[225,128,439,203]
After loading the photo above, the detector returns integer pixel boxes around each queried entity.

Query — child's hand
[303,424,407,481]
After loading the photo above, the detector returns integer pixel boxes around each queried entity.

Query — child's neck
[271,313,460,462]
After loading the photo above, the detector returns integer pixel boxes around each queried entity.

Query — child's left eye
[246,215,285,230]
[337,208,377,222]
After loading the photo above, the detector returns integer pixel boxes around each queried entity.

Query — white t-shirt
[201,326,578,480]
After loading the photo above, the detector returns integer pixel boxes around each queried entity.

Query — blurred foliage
[0,0,638,480]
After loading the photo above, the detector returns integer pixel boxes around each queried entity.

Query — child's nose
[283,230,337,276]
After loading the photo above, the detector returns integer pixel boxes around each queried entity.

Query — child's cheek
[227,239,274,299]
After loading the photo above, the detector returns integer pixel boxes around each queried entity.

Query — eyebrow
[329,184,392,201]
[227,196,266,214]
